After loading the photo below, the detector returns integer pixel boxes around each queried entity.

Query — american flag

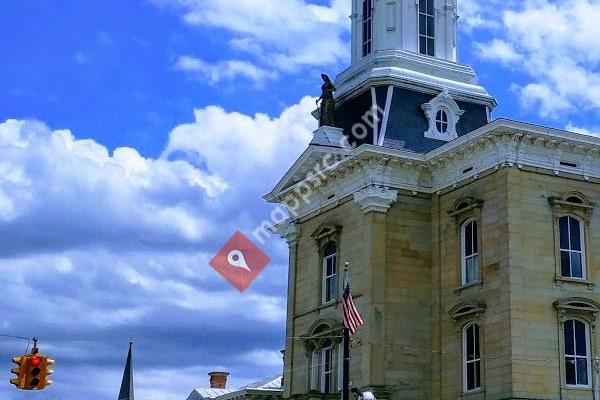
[342,281,364,334]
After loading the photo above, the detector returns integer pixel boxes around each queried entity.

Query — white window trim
[322,253,338,304]
[559,215,587,280]
[461,219,480,286]
[564,318,592,388]
[320,345,334,393]
[463,323,482,394]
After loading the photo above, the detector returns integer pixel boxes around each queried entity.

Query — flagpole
[343,263,350,400]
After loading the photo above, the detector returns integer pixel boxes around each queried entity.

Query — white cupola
[350,0,458,65]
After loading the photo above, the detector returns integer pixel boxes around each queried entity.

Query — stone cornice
[267,119,600,220]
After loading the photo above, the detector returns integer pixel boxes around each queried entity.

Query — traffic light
[10,343,54,390]
[40,356,54,388]
[23,354,54,390]
[10,356,25,389]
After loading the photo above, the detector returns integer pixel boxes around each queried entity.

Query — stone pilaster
[353,186,397,390]
[272,220,299,398]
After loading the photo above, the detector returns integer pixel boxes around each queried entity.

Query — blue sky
[0,0,599,399]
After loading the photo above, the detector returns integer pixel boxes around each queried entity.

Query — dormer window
[362,0,373,57]
[422,91,464,141]
[419,0,435,56]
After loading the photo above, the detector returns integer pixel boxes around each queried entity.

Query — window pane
[465,222,473,256]
[465,257,478,284]
[427,38,435,56]
[427,16,435,37]
[559,216,569,249]
[565,357,576,385]
[571,253,583,279]
[570,218,582,251]
[419,14,427,35]
[467,363,475,390]
[466,326,474,360]
[324,242,336,257]
[419,0,426,11]
[474,360,481,388]
[577,358,589,385]
[474,325,480,358]
[561,251,571,277]
[465,258,473,283]
[331,278,336,299]
[311,352,319,389]
[575,321,587,356]
[472,222,478,253]
[419,37,427,54]
[326,278,336,302]
[332,256,337,274]
[565,320,575,355]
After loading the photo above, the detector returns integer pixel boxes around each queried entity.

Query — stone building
[186,372,283,400]
[266,0,600,399]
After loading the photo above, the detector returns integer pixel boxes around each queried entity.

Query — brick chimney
[209,371,229,389]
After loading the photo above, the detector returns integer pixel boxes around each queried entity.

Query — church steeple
[351,0,458,65]
[118,341,134,400]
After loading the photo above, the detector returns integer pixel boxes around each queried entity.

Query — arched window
[463,323,481,392]
[362,0,373,57]
[436,109,449,133]
[559,215,586,279]
[322,242,338,304]
[564,319,591,387]
[418,0,435,56]
[461,219,479,285]
[320,339,334,393]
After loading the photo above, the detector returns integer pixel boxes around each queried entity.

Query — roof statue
[316,74,336,127]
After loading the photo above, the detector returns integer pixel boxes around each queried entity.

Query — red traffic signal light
[9,354,54,390]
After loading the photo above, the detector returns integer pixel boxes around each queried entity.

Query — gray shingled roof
[187,376,282,400]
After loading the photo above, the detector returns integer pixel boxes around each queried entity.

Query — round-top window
[436,109,449,133]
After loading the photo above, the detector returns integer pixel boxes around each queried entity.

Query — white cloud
[73,51,90,65]
[175,55,278,85]
[474,39,521,65]
[0,97,316,399]
[162,96,316,188]
[473,0,600,118]
[565,123,600,136]
[155,0,350,73]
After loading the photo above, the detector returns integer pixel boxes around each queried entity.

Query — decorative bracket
[354,185,398,214]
